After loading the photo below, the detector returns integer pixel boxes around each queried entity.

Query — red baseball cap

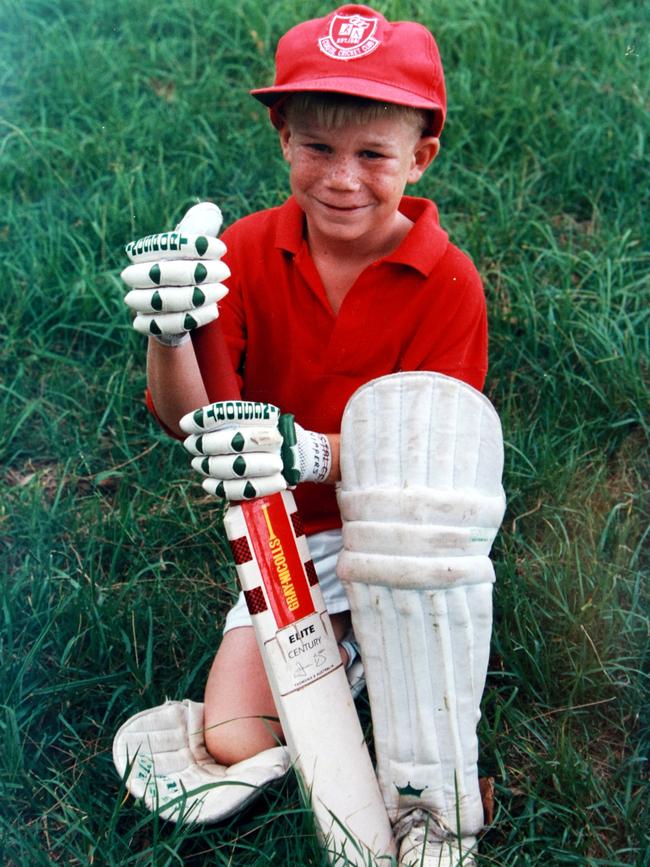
[251,4,446,136]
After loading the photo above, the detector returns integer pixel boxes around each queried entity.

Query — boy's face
[279,113,439,253]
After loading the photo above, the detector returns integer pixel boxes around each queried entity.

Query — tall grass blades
[1,0,647,864]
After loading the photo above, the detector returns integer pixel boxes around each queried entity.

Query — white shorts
[223,528,349,633]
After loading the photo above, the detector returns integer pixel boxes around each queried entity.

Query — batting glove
[180,400,332,500]
[121,202,229,345]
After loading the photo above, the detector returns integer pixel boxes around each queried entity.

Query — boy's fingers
[180,401,282,435]
[132,304,219,336]
[183,427,283,456]
[201,473,288,501]
[191,453,284,479]
[125,233,226,264]
[121,204,227,342]
[121,259,230,289]
[125,283,229,314]
[175,201,223,236]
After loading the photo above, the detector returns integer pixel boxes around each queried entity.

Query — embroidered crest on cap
[319,13,380,61]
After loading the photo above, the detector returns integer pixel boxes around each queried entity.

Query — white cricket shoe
[397,810,477,866]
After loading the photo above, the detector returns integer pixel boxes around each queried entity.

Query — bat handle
[191,320,241,402]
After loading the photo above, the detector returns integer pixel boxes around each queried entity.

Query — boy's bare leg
[204,612,351,765]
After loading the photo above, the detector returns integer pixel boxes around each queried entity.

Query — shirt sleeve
[144,387,184,440]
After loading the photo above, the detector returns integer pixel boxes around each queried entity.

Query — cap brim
[251,77,442,114]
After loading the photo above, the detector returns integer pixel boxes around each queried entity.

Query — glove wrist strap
[279,415,331,485]
[297,426,332,484]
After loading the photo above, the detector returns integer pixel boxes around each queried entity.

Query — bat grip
[191,321,241,402]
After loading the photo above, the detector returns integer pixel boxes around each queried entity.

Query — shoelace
[393,807,452,845]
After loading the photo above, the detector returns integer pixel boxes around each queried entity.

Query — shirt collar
[384,196,449,276]
[274,196,305,255]
[274,195,448,277]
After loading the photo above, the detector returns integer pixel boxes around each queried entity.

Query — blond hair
[280,92,430,136]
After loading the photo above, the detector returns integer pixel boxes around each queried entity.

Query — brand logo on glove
[125,232,189,257]
[319,13,380,61]
[203,401,280,425]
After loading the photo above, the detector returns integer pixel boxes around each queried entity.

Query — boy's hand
[121,202,230,345]
[180,400,332,500]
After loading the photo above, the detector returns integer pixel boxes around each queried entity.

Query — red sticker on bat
[242,495,315,628]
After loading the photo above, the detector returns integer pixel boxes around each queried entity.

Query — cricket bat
[185,206,395,865]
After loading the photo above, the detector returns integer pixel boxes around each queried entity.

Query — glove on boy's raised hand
[121,202,230,345]
[180,400,332,500]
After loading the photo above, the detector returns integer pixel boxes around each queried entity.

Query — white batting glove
[121,202,229,345]
[180,401,332,501]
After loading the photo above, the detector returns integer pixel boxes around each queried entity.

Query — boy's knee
[204,715,283,766]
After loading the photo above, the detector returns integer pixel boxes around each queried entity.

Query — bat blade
[224,491,395,864]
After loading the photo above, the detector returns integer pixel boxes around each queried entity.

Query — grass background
[1,0,648,863]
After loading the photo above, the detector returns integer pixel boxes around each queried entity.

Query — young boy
[119,6,500,865]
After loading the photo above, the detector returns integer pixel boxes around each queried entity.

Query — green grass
[1,0,648,864]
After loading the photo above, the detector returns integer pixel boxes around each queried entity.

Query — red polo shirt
[149,195,488,534]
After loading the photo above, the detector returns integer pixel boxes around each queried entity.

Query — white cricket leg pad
[112,699,290,823]
[337,372,506,843]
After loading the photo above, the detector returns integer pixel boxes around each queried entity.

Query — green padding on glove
[278,413,301,486]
